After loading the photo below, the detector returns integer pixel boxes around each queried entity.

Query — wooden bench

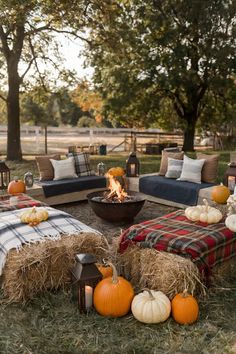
[126,174,216,209]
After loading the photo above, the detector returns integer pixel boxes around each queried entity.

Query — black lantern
[71,253,102,313]
[126,152,140,177]
[224,163,236,192]
[0,161,10,190]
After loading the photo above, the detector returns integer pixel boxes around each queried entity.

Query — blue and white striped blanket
[0,206,100,276]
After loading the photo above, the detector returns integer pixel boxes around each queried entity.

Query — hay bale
[117,245,206,299]
[2,232,109,303]
[209,256,236,286]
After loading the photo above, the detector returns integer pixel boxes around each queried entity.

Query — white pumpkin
[199,200,223,224]
[225,214,236,232]
[185,205,205,221]
[131,289,171,324]
[185,199,222,224]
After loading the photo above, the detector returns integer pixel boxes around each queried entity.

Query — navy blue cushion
[39,176,107,198]
[139,175,214,206]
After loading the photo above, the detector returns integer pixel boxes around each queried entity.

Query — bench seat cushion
[139,175,214,206]
[39,176,107,198]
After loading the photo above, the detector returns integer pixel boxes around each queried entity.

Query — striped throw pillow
[177,155,205,184]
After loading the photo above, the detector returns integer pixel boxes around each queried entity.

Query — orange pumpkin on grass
[8,177,26,195]
[93,262,134,317]
[171,290,199,325]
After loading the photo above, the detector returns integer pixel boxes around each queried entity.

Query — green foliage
[85,0,236,149]
[77,115,100,128]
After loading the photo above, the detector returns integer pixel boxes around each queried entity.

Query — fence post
[44,126,48,154]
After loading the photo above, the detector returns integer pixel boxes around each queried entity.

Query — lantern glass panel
[0,161,10,190]
[228,176,236,192]
[224,163,236,192]
[126,152,140,177]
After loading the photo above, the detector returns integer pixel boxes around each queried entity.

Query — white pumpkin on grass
[131,289,171,324]
[185,199,222,224]
[225,214,236,232]
[20,206,49,226]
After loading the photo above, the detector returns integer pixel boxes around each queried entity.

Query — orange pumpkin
[96,262,113,279]
[171,290,199,325]
[107,167,125,177]
[93,262,134,317]
[8,177,26,195]
[211,184,230,204]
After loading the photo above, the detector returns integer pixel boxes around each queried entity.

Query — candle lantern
[224,162,236,192]
[126,152,140,177]
[0,161,10,190]
[71,253,102,313]
[97,162,106,176]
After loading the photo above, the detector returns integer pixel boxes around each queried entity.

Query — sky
[57,34,94,80]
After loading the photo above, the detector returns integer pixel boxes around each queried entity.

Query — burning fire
[106,173,128,202]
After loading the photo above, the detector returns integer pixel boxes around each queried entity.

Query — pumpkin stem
[142,288,155,300]
[203,198,209,212]
[107,262,119,284]
[182,289,189,298]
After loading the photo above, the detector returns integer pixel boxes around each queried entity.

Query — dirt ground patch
[57,200,176,242]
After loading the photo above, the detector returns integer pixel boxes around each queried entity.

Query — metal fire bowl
[87,190,146,222]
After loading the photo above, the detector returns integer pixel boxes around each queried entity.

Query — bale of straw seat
[1,232,109,303]
[116,245,206,299]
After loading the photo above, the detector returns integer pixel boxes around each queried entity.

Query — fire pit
[87,170,145,222]
[87,190,145,222]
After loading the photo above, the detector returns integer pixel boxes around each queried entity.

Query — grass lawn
[0,151,235,354]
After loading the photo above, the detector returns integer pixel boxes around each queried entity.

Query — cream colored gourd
[131,289,171,324]
[20,207,49,226]
[199,199,222,224]
[185,205,205,221]
[225,214,236,232]
[185,199,222,224]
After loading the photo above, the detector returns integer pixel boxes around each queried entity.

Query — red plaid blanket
[0,193,45,212]
[119,210,236,277]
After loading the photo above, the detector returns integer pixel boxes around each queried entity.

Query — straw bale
[2,232,109,303]
[209,256,236,285]
[117,245,206,299]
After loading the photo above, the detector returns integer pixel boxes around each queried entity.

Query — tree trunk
[6,58,22,161]
[182,114,197,152]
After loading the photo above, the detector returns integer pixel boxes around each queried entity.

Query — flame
[106,174,127,202]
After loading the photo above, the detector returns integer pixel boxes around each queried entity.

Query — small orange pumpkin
[211,183,230,204]
[8,177,26,195]
[107,167,125,177]
[93,262,134,317]
[96,261,113,279]
[171,290,199,325]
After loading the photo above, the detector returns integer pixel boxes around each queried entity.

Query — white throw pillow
[177,155,205,184]
[165,158,183,179]
[50,157,77,180]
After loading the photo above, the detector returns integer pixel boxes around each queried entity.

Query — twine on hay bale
[116,245,206,299]
[2,232,109,303]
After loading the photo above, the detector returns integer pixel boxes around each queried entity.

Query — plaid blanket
[0,193,45,213]
[119,210,236,277]
[0,206,101,276]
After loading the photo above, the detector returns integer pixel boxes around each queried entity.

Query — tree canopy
[85,0,236,150]
[0,0,89,160]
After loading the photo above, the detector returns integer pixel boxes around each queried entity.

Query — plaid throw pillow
[68,152,95,177]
